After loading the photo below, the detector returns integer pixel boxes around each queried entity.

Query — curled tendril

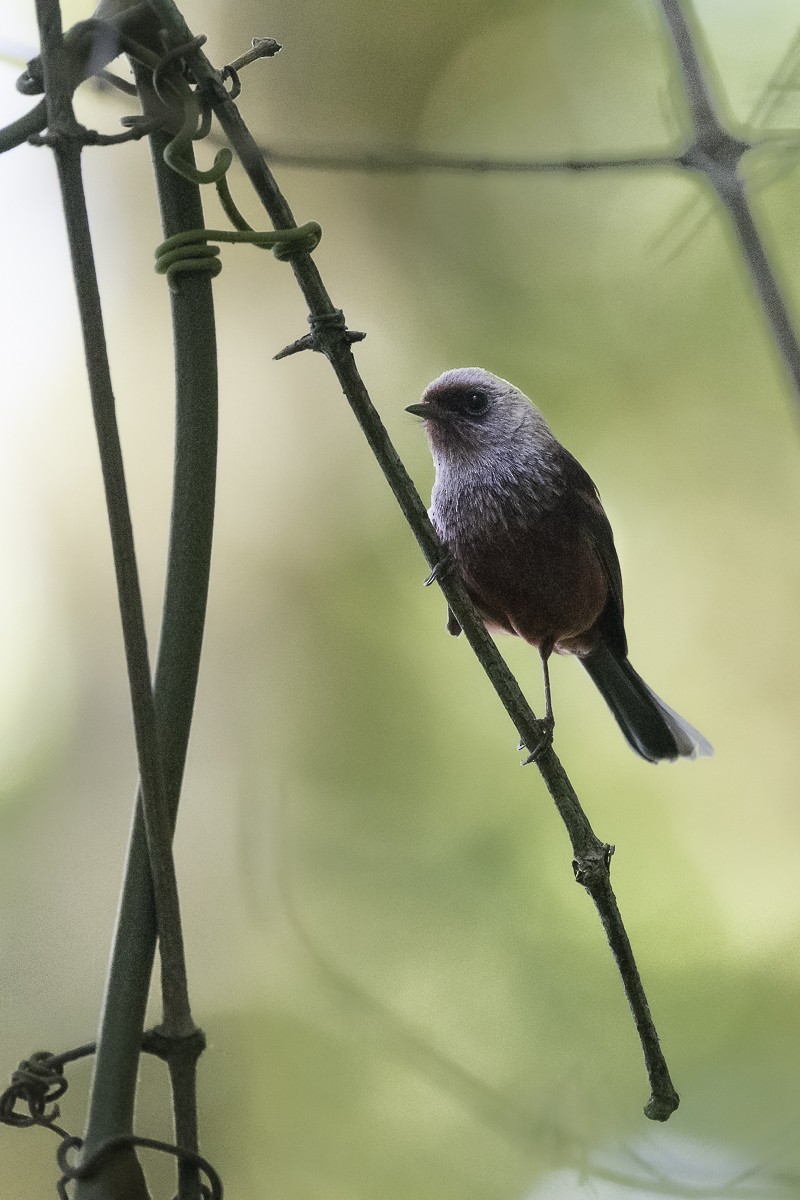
[151,33,207,107]
[154,223,322,289]
[0,1051,68,1129]
[193,101,213,142]
[0,1045,99,1139]
[220,65,242,101]
[162,92,232,184]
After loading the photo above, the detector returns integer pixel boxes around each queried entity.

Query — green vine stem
[32,4,167,1195]
[28,2,209,1197]
[70,51,218,1200]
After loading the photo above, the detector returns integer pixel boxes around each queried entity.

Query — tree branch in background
[658,0,800,409]
[255,145,685,174]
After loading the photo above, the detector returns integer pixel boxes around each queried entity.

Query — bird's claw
[423,549,454,587]
[423,550,462,635]
[520,717,555,765]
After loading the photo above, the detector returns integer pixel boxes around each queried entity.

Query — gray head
[406,368,554,466]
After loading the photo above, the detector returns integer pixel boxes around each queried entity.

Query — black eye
[463,390,489,416]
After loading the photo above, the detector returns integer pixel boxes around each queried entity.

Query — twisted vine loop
[0,1050,72,1134]
[2,1034,220,1193]
[154,224,322,289]
[56,1134,223,1200]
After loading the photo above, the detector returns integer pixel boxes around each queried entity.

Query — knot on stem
[142,1024,207,1064]
[274,310,367,360]
[573,842,614,888]
[0,1050,69,1130]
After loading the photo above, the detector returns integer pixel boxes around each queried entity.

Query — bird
[406,367,712,763]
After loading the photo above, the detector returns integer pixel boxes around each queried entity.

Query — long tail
[581,642,713,763]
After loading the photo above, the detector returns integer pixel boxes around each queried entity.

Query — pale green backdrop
[1,1,798,1196]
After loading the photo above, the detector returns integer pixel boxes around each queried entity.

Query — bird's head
[406,367,548,464]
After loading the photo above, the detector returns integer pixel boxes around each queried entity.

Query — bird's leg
[541,650,554,728]
[521,644,555,764]
[423,547,462,637]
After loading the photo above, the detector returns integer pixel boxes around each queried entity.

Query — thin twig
[145,0,680,1121]
[254,144,684,174]
[748,24,800,129]
[0,97,48,152]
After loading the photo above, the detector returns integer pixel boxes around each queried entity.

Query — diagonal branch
[145,0,680,1121]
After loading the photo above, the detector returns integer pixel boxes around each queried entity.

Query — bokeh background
[2,1,800,1196]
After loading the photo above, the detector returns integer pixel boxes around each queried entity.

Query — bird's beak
[405,401,451,422]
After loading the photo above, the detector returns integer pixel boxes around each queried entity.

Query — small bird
[406,368,712,763]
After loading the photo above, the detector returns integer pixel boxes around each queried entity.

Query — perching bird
[406,368,712,763]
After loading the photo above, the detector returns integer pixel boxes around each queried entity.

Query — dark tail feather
[581,643,713,763]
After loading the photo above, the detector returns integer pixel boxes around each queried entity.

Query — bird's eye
[463,390,489,416]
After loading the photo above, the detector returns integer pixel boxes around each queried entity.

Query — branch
[254,144,684,175]
[145,0,680,1121]
[0,97,47,153]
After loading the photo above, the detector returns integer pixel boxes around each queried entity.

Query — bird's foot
[423,548,454,588]
[520,717,555,765]
[423,550,463,636]
[446,607,462,637]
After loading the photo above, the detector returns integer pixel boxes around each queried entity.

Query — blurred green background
[2,0,800,1196]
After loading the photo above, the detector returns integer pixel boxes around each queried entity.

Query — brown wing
[560,450,628,659]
